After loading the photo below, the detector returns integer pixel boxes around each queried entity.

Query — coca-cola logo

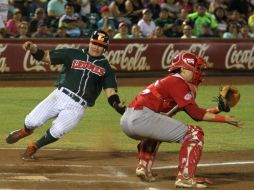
[23,43,80,72]
[0,44,10,72]
[161,43,213,69]
[107,43,150,71]
[225,44,254,70]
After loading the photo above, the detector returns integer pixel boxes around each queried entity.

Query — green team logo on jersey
[71,60,105,76]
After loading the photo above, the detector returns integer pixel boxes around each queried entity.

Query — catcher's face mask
[168,52,207,85]
[192,56,207,85]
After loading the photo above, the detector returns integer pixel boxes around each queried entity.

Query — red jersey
[129,74,197,113]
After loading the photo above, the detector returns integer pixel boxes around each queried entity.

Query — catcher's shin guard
[177,125,204,179]
[136,139,161,182]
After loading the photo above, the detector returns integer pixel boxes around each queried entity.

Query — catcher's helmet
[168,52,207,85]
[90,30,109,49]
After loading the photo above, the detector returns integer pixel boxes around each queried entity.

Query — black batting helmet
[90,30,109,49]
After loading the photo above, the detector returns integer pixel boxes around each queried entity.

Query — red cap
[100,5,109,13]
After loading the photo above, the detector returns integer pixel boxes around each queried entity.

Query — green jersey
[50,48,117,107]
[187,12,218,36]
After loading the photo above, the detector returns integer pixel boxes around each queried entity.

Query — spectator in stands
[0,16,5,29]
[125,0,144,24]
[130,24,144,38]
[0,29,6,38]
[181,24,196,39]
[160,0,179,15]
[68,0,81,14]
[58,2,85,37]
[227,10,247,29]
[78,0,100,36]
[214,6,227,37]
[11,0,29,20]
[109,0,131,25]
[90,0,108,15]
[175,0,194,13]
[209,0,228,13]
[248,10,254,35]
[78,0,98,17]
[0,0,9,23]
[197,22,218,38]
[32,21,53,38]
[227,0,253,20]
[82,13,99,37]
[97,5,116,32]
[113,22,131,39]
[6,8,22,37]
[53,26,70,38]
[155,7,174,37]
[174,8,188,28]
[29,8,47,36]
[145,0,161,20]
[222,23,241,38]
[166,19,183,38]
[0,18,7,38]
[47,0,67,18]
[149,25,166,38]
[187,3,218,37]
[47,0,67,30]
[239,25,253,38]
[138,8,156,37]
[105,26,116,39]
[15,21,30,39]
[8,0,16,18]
[27,0,48,21]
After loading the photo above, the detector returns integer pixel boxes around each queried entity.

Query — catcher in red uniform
[120,52,242,188]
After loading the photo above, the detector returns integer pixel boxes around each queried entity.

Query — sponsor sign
[0,39,253,73]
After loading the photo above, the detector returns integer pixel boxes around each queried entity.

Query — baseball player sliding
[6,30,126,160]
[120,52,242,188]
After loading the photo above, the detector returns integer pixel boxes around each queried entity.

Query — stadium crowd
[0,0,254,39]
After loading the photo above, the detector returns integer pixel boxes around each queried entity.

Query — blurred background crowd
[0,0,254,39]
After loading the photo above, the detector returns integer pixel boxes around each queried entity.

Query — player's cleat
[6,128,33,144]
[136,164,156,182]
[175,175,211,188]
[21,142,38,161]
[195,177,213,185]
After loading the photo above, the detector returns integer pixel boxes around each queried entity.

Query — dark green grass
[0,85,253,152]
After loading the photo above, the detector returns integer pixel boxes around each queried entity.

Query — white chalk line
[0,147,133,153]
[0,179,146,185]
[0,172,124,178]
[153,160,254,170]
[1,160,254,169]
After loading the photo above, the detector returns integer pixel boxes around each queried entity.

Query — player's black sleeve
[108,94,126,115]
[102,62,118,89]
[49,48,78,66]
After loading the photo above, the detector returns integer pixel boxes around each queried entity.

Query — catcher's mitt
[217,85,240,112]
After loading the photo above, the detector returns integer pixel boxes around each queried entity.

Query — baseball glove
[217,85,240,112]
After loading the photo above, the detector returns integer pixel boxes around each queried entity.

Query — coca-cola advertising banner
[0,39,253,73]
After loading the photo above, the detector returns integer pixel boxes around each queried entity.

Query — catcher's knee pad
[178,125,204,178]
[137,139,161,161]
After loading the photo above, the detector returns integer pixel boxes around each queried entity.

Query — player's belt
[58,87,87,106]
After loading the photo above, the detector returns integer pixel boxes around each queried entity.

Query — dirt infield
[0,149,253,190]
